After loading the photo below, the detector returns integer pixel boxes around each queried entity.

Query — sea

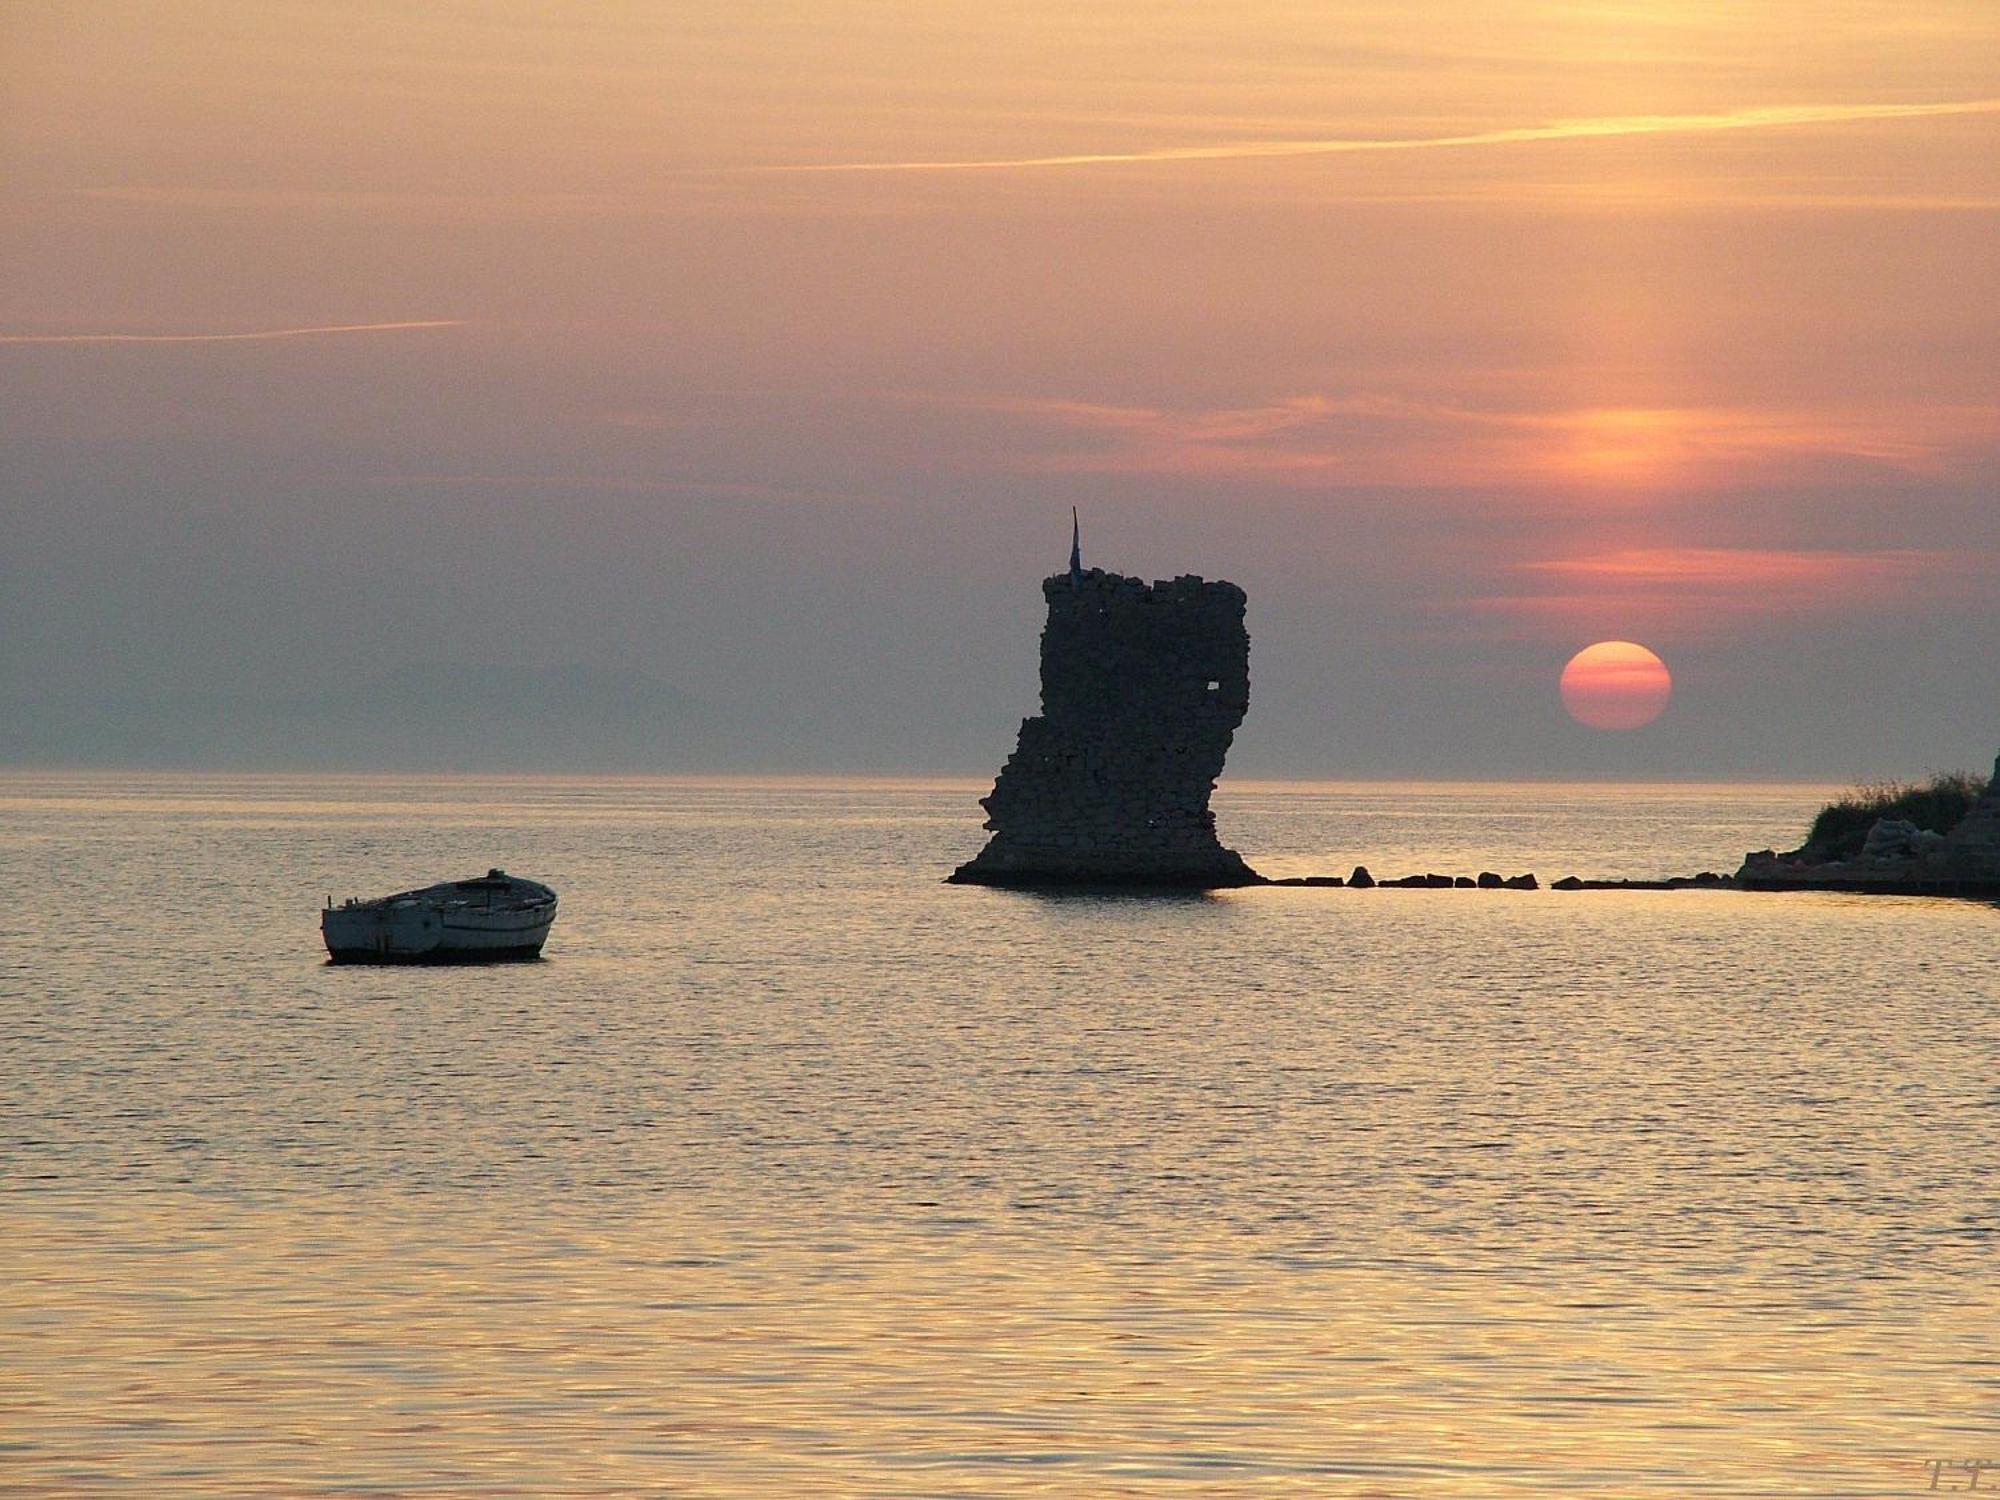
[3,773,1996,1497]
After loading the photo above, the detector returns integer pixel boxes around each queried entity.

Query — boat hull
[325,939,549,965]
[321,871,557,965]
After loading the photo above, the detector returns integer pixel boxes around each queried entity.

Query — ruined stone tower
[950,564,1262,888]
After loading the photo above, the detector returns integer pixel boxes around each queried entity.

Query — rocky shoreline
[1731,752,2000,897]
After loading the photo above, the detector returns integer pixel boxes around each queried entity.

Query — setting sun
[1560,640,1673,730]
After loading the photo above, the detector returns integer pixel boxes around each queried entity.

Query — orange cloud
[1459,546,1989,637]
[1520,548,1950,592]
[962,393,1998,493]
[754,98,2000,175]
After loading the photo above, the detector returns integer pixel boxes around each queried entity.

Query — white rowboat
[322,869,557,964]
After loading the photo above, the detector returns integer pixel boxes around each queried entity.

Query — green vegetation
[1801,771,1988,860]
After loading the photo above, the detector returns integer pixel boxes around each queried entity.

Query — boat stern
[321,900,446,963]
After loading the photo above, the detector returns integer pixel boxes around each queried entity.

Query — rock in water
[950,569,1263,887]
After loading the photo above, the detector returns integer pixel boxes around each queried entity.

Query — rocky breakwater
[1262,868,1733,891]
[951,568,1263,888]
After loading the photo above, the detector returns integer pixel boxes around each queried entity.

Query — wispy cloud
[952,392,1999,491]
[1518,547,1958,593]
[54,180,2000,219]
[1458,546,1991,635]
[0,320,466,346]
[357,473,892,506]
[751,98,2000,175]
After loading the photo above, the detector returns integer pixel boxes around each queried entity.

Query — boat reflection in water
[321,868,557,964]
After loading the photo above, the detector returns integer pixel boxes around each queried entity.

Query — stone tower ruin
[950,556,1262,888]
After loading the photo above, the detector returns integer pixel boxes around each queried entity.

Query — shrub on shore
[1801,771,1988,861]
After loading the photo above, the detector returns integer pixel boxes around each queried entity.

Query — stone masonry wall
[950,568,1262,887]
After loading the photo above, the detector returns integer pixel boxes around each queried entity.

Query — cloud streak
[955,392,2000,491]
[1518,547,1961,593]
[752,98,2000,175]
[1453,546,1993,638]
[0,320,466,346]
[358,472,894,506]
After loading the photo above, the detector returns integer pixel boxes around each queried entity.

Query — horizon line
[0,762,1872,789]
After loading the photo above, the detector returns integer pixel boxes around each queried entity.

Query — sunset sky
[5,1,1997,776]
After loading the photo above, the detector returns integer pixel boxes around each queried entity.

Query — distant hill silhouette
[0,662,739,771]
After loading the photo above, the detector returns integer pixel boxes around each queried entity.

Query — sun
[1560,641,1672,731]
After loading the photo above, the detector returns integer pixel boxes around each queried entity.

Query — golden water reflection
[4,776,1996,1495]
[6,1195,1993,1496]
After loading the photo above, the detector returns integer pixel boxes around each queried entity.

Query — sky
[4,1,1997,777]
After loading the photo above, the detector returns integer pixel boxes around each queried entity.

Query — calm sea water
[3,773,1997,1497]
